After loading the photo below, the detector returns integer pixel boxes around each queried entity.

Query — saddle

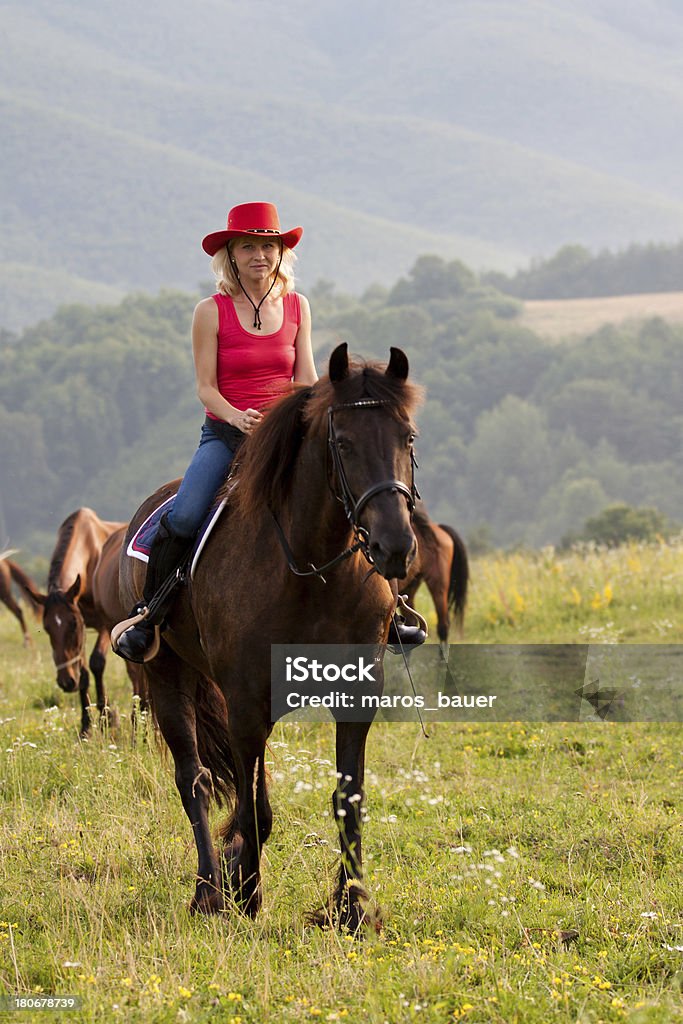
[126,492,231,580]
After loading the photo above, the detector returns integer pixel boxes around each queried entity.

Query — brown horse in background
[0,552,42,645]
[31,509,144,737]
[93,527,149,722]
[118,344,419,929]
[401,507,469,656]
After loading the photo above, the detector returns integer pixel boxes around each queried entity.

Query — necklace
[234,244,284,330]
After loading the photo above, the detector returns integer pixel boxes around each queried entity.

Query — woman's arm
[192,298,261,432]
[292,295,318,385]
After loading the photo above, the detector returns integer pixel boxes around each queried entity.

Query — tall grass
[0,540,682,1022]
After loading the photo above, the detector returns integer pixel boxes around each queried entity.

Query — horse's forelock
[305,359,421,430]
[44,589,74,610]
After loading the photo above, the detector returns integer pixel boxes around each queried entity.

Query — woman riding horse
[114,202,317,661]
[114,202,424,661]
[117,343,421,926]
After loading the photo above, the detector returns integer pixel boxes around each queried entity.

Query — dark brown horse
[31,509,133,737]
[0,552,42,644]
[400,508,469,656]
[118,345,420,928]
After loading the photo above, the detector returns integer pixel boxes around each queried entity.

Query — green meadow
[0,539,682,1023]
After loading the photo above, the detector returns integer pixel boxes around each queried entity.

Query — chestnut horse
[32,510,145,737]
[401,509,469,656]
[118,345,419,928]
[0,552,42,644]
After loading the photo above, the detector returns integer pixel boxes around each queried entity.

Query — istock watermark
[271,644,683,723]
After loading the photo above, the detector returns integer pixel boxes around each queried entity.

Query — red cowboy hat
[201,202,303,256]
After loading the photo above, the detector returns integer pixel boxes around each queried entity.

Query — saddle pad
[127,496,175,561]
[126,488,234,579]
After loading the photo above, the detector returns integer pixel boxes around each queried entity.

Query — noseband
[271,399,419,581]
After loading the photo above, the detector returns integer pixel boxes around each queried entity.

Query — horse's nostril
[57,674,78,694]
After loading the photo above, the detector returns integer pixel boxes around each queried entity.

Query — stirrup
[111,604,161,663]
[387,595,428,654]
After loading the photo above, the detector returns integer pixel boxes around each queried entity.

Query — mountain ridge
[4,0,683,328]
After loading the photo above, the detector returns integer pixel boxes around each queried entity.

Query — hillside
[4,1,683,328]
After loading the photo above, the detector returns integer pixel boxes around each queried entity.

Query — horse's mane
[229,359,421,521]
[48,511,79,590]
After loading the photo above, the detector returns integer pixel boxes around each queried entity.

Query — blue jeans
[166,422,235,538]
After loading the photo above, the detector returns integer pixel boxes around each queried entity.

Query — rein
[54,651,85,672]
[271,399,419,582]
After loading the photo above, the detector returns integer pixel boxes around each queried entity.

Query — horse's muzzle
[56,672,79,693]
[56,664,86,693]
[370,533,417,581]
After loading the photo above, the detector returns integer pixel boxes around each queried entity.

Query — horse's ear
[28,588,47,606]
[328,342,349,382]
[66,575,81,602]
[386,347,409,381]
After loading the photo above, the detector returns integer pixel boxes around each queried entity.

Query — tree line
[484,240,683,299]
[1,256,681,557]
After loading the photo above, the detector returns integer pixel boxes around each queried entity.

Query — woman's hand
[231,407,263,433]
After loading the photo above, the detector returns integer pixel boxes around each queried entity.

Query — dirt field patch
[521,291,683,341]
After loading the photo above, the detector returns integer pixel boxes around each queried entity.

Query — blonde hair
[211,240,297,297]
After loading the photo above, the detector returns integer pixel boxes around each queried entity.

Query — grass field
[0,539,682,1023]
[520,292,683,342]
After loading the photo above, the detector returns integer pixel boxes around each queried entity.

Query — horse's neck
[49,516,102,592]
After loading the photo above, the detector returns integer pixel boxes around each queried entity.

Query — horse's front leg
[77,665,92,739]
[221,721,271,918]
[329,720,375,932]
[89,630,120,730]
[147,652,223,914]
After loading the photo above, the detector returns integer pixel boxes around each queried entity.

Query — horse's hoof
[305,905,334,929]
[101,707,120,731]
[340,903,383,935]
[189,889,224,915]
[231,879,262,918]
[306,897,382,934]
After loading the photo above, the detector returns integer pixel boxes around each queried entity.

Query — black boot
[386,596,428,654]
[387,618,428,653]
[113,513,194,663]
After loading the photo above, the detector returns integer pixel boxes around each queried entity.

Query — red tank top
[207,291,301,416]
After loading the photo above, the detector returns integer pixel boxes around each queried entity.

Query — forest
[485,239,683,299]
[1,252,682,557]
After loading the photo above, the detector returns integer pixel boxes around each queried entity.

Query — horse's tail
[438,524,469,631]
[195,676,237,809]
[8,561,42,618]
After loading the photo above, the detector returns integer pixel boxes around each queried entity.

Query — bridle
[46,593,87,674]
[271,398,419,581]
[54,649,86,673]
